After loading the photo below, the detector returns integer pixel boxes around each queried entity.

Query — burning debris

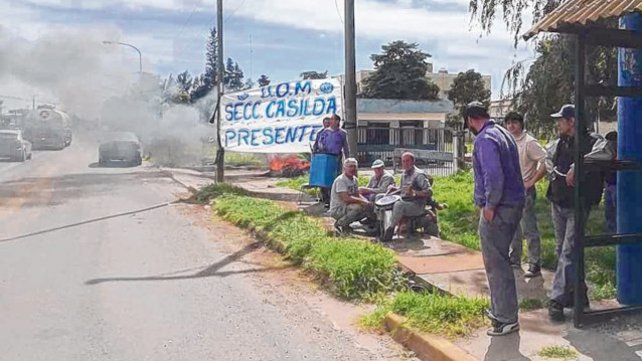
[268,154,310,177]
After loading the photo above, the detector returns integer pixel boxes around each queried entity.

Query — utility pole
[344,0,358,157]
[215,0,225,183]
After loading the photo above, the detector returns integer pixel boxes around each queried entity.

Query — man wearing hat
[466,101,525,336]
[359,159,396,202]
[546,104,604,322]
[504,111,548,278]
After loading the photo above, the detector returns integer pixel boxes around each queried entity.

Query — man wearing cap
[467,101,525,336]
[330,158,374,235]
[380,152,432,242]
[359,159,396,202]
[546,104,604,322]
[504,111,547,278]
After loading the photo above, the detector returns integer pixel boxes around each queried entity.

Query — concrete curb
[384,314,478,361]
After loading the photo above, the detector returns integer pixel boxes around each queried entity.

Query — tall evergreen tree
[257,74,271,87]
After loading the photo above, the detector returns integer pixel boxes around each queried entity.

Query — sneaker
[548,299,565,322]
[524,265,541,278]
[486,320,520,336]
[334,224,352,236]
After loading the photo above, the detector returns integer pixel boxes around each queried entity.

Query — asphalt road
[0,135,406,361]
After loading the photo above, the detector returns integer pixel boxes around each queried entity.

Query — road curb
[384,313,478,361]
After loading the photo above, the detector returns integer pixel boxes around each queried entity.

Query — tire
[134,156,142,166]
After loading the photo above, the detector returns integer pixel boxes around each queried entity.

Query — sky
[1,0,535,104]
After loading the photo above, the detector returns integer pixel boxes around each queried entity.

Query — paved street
[0,134,408,361]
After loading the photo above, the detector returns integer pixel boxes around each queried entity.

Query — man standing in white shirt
[505,112,547,278]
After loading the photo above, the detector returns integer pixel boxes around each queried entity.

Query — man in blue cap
[466,101,525,336]
[546,104,604,322]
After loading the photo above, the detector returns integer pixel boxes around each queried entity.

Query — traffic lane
[0,161,388,360]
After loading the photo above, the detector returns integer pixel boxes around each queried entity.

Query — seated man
[359,159,395,202]
[329,158,374,235]
[381,152,432,242]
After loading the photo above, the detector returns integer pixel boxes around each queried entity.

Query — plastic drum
[375,195,401,211]
[309,153,339,188]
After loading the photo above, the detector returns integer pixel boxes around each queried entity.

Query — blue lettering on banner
[238,129,250,145]
[326,97,337,115]
[286,99,298,117]
[276,82,289,98]
[262,128,274,145]
[297,125,310,142]
[250,128,262,146]
[274,127,286,144]
[294,81,312,96]
[225,104,234,121]
[225,129,236,146]
[285,127,298,143]
[309,125,323,141]
[261,86,273,99]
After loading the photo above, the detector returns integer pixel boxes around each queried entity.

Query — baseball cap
[551,104,575,119]
[371,159,385,169]
[464,101,490,119]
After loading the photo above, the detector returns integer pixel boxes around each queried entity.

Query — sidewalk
[174,169,642,361]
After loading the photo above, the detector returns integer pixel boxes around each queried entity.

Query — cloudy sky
[1,0,534,102]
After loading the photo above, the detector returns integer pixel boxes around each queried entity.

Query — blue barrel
[617,13,642,305]
[309,154,339,188]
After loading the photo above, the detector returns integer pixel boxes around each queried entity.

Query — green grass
[278,170,616,299]
[538,345,578,360]
[519,298,545,310]
[225,152,262,167]
[360,291,489,338]
[276,174,370,189]
[432,171,616,300]
[194,183,248,204]
[213,194,403,300]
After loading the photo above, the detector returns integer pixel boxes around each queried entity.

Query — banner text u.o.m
[220,79,342,153]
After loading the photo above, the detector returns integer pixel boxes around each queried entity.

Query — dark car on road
[99,132,143,166]
[0,130,32,162]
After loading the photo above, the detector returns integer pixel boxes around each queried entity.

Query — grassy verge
[202,182,493,340]
[359,291,489,338]
[434,171,615,299]
[538,345,578,360]
[213,193,403,300]
[194,183,248,204]
[225,152,263,167]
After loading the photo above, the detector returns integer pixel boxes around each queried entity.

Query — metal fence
[357,126,459,177]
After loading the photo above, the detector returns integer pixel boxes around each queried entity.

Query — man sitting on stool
[359,159,395,202]
[381,152,432,242]
[330,158,374,235]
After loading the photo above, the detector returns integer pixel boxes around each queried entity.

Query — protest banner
[221,79,342,153]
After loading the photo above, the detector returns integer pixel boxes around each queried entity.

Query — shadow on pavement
[0,201,176,243]
[565,314,642,361]
[85,241,292,285]
[484,332,530,361]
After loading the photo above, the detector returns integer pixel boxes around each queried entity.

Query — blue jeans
[604,184,617,234]
[509,187,541,267]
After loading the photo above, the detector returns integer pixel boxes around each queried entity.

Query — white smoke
[0,25,218,167]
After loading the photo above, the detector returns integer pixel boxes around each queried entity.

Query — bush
[214,195,402,300]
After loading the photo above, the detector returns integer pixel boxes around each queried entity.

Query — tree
[224,60,245,91]
[362,40,439,101]
[447,69,491,125]
[300,70,328,80]
[244,78,255,90]
[176,70,193,94]
[191,28,218,101]
[469,1,617,137]
[257,74,271,87]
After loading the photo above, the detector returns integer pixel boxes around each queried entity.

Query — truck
[22,105,72,150]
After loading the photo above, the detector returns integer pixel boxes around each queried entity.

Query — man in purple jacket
[314,114,350,208]
[466,101,525,336]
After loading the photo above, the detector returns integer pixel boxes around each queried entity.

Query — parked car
[98,132,143,166]
[0,130,32,162]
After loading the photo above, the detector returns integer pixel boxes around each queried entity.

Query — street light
[102,40,143,73]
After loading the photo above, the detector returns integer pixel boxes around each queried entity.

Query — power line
[334,0,344,25]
